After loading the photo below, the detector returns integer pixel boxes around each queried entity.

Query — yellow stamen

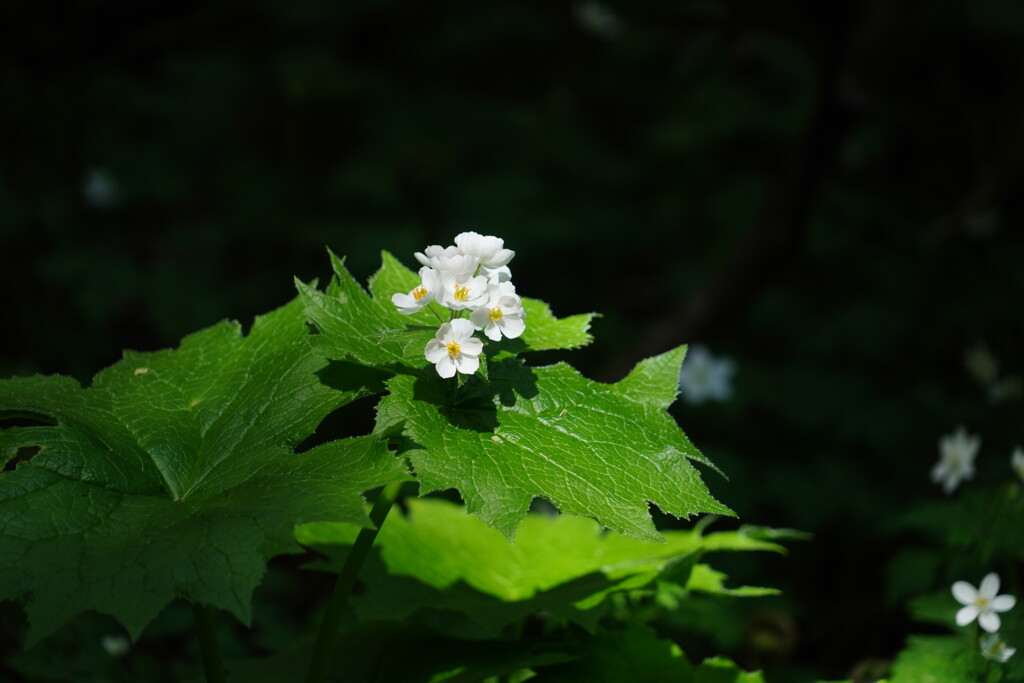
[453,284,469,301]
[412,285,428,301]
[489,307,503,321]
[447,341,461,358]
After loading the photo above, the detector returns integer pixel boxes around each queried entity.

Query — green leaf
[0,296,409,644]
[684,565,781,598]
[299,250,595,375]
[907,591,958,628]
[694,656,767,683]
[297,250,430,372]
[375,349,731,541]
[530,624,695,682]
[888,636,973,683]
[297,498,782,633]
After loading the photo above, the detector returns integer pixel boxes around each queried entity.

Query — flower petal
[461,337,484,355]
[980,573,1001,599]
[956,605,979,626]
[500,316,526,339]
[469,308,490,330]
[979,611,1002,633]
[484,323,502,341]
[425,340,447,363]
[952,581,978,605]
[457,355,480,375]
[991,595,1017,612]
[435,356,457,379]
[449,318,475,339]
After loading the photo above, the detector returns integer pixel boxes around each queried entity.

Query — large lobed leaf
[0,296,408,644]
[375,348,731,542]
[299,249,728,541]
[298,498,782,633]
[530,625,767,683]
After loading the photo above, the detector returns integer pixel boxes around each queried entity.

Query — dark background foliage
[2,1,1024,680]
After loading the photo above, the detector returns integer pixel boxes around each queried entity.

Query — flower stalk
[304,480,404,683]
[192,603,227,683]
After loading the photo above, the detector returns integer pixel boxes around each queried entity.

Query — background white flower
[574,2,623,39]
[953,573,1016,632]
[83,168,121,209]
[424,319,483,378]
[1012,446,1024,484]
[101,634,130,657]
[678,344,736,405]
[931,426,980,494]
[981,633,1016,663]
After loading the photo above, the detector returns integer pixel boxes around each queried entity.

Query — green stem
[305,480,404,683]
[192,603,227,683]
[427,302,446,324]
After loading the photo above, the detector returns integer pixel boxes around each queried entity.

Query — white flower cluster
[392,232,526,378]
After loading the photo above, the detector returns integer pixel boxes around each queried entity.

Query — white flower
[953,573,1016,632]
[424,319,483,378]
[101,634,130,657]
[415,244,478,281]
[1012,446,1024,484]
[391,267,442,315]
[470,282,526,341]
[83,168,121,209]
[483,264,513,284]
[574,2,623,39]
[677,345,735,405]
[454,231,515,269]
[439,272,489,311]
[981,633,1016,663]
[931,427,980,494]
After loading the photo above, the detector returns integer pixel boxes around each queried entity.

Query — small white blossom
[483,264,513,284]
[391,267,442,315]
[83,168,121,209]
[953,573,1016,632]
[424,319,483,378]
[678,345,735,405]
[454,231,515,269]
[439,272,489,311]
[470,282,526,341]
[981,633,1016,663]
[574,2,623,39]
[1012,446,1024,484]
[101,634,130,658]
[931,427,980,494]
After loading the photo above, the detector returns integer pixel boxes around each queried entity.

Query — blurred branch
[599,4,861,381]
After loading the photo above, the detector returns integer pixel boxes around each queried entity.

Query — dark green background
[3,1,1024,680]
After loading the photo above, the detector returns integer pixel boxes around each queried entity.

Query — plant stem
[192,603,227,683]
[305,480,404,683]
[427,302,446,324]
